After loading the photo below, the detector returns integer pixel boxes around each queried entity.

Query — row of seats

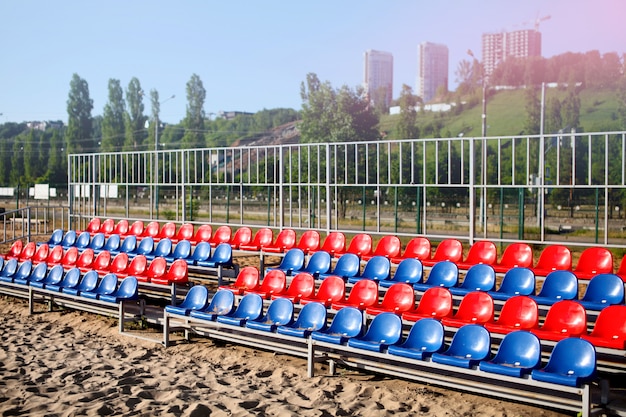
[166,288,598,388]
[0,261,139,303]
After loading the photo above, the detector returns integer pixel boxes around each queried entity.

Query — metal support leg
[163,311,170,347]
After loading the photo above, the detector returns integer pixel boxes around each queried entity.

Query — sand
[0,296,569,417]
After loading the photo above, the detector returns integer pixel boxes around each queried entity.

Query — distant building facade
[482,29,542,76]
[417,42,449,103]
[363,49,394,108]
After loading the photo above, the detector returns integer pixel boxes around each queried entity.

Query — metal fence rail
[68,131,626,249]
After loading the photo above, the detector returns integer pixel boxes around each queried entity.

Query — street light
[154,94,175,219]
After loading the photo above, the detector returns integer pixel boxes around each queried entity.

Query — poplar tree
[65,73,94,153]
[101,79,126,152]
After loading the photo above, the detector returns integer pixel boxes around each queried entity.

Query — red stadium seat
[190,224,212,245]
[300,275,346,307]
[582,305,626,349]
[402,287,453,321]
[295,230,321,254]
[390,237,431,264]
[421,239,463,267]
[532,245,572,277]
[218,266,260,295]
[239,228,273,251]
[208,225,232,248]
[365,283,415,316]
[244,269,287,299]
[263,229,297,253]
[317,231,347,257]
[440,291,494,328]
[331,279,378,311]
[456,240,497,270]
[484,295,539,334]
[530,300,587,342]
[229,227,252,249]
[111,219,129,236]
[270,272,315,303]
[491,243,534,274]
[155,222,177,242]
[573,246,613,280]
[172,223,195,244]
[361,235,402,261]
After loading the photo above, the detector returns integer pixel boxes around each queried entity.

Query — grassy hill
[379,87,623,139]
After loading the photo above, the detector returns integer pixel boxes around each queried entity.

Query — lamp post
[154,94,175,219]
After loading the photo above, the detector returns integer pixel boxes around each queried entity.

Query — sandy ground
[0,295,570,417]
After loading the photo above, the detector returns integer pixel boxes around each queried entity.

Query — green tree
[46,129,66,185]
[124,77,147,150]
[545,97,563,134]
[523,86,541,135]
[182,73,206,148]
[395,84,420,139]
[562,85,581,130]
[101,79,126,152]
[65,73,94,153]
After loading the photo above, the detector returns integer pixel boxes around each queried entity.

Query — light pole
[154,94,175,219]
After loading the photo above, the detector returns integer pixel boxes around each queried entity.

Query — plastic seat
[441,291,494,328]
[293,250,331,278]
[270,272,315,303]
[347,312,403,352]
[60,247,79,269]
[530,300,588,342]
[582,305,626,349]
[365,283,415,316]
[62,270,99,296]
[74,231,91,250]
[339,233,372,259]
[31,243,50,264]
[102,234,121,254]
[390,237,431,264]
[172,223,195,244]
[76,248,96,272]
[165,285,209,316]
[46,229,64,247]
[402,287,453,321]
[229,226,252,249]
[295,230,320,254]
[84,217,101,235]
[0,258,18,282]
[244,269,287,299]
[421,239,463,267]
[107,252,129,276]
[492,243,534,274]
[573,246,613,280]
[120,255,148,278]
[579,273,625,310]
[348,255,390,284]
[17,241,37,262]
[240,228,274,251]
[189,224,212,245]
[155,222,177,242]
[87,232,106,252]
[269,248,305,276]
[617,255,626,283]
[46,267,81,292]
[530,338,597,387]
[118,235,138,255]
[449,264,496,296]
[11,261,34,285]
[151,259,189,286]
[379,258,423,288]
[216,293,264,326]
[91,251,112,275]
[479,330,542,377]
[129,236,154,258]
[81,273,119,300]
[484,295,539,334]
[488,267,536,301]
[128,220,145,237]
[98,219,115,236]
[432,324,491,368]
[531,270,579,306]
[276,301,327,338]
[361,235,401,261]
[300,275,346,307]
[532,245,572,277]
[195,243,233,269]
[208,225,232,248]
[189,289,236,321]
[45,245,65,266]
[138,257,168,283]
[456,240,497,270]
[412,260,458,292]
[311,306,364,344]
[164,240,192,263]
[263,228,297,253]
[388,318,445,360]
[317,231,346,257]
[190,242,211,265]
[3,240,23,259]
[331,278,377,311]
[246,298,295,332]
[110,219,129,237]
[60,230,78,249]
[147,238,173,260]
[218,266,260,295]
[18,262,48,286]
[99,276,139,303]
[318,253,360,281]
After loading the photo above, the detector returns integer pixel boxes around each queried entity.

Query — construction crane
[521,13,551,31]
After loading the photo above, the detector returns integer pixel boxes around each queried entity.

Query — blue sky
[1,0,624,124]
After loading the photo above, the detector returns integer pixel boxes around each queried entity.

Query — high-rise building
[363,49,393,108]
[482,29,542,76]
[417,42,449,103]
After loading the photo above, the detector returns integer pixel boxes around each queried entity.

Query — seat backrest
[230,227,252,248]
[346,233,372,257]
[425,260,458,287]
[19,242,37,260]
[232,293,264,320]
[207,289,236,315]
[74,231,92,249]
[414,287,453,318]
[209,243,233,265]
[251,227,274,248]
[389,258,423,284]
[459,264,496,291]
[109,253,129,274]
[297,230,320,253]
[463,241,497,265]
[283,272,315,299]
[112,219,129,236]
[258,270,287,294]
[210,226,232,246]
[536,270,579,300]
[541,338,596,381]
[119,235,138,254]
[180,285,209,310]
[158,222,177,240]
[402,318,445,352]
[233,266,260,289]
[534,245,572,271]
[617,255,626,277]
[292,302,327,331]
[325,307,363,338]
[61,230,77,247]
[496,267,536,296]
[32,244,50,263]
[47,229,64,246]
[60,267,81,289]
[146,257,167,279]
[432,239,463,263]
[320,232,346,255]
[401,237,431,260]
[378,283,415,312]
[96,273,119,295]
[498,243,534,269]
[263,297,294,326]
[88,233,105,251]
[29,262,48,283]
[588,305,626,339]
[85,218,101,234]
[99,219,115,235]
[61,246,79,267]
[175,223,195,242]
[0,258,18,278]
[77,270,99,292]
[170,240,192,260]
[360,256,390,280]
[135,236,155,256]
[6,240,23,258]
[102,234,121,252]
[126,255,148,276]
[92,251,112,270]
[271,229,296,250]
[192,224,212,243]
[361,312,402,344]
[574,246,613,275]
[191,242,211,262]
[451,291,494,323]
[116,276,139,299]
[345,279,378,306]
[128,220,145,237]
[372,235,402,258]
[444,324,491,359]
[491,330,541,368]
[541,300,587,335]
[331,253,361,278]
[152,238,173,258]
[165,259,189,283]
[581,273,625,305]
[76,248,95,268]
[495,296,539,329]
[303,250,331,275]
[314,275,346,302]
[14,260,33,280]
[278,248,305,272]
